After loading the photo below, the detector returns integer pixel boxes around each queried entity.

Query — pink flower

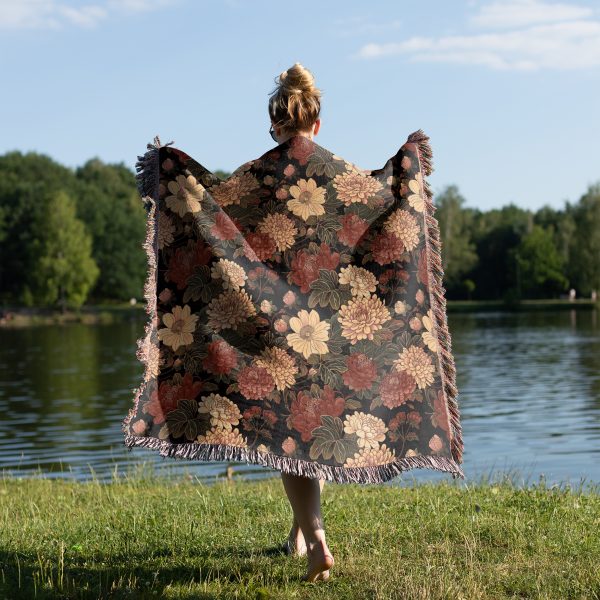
[283,291,296,306]
[429,434,443,452]
[274,318,288,333]
[132,419,148,435]
[342,353,377,391]
[409,317,422,331]
[282,436,297,454]
[158,288,173,304]
[238,366,275,400]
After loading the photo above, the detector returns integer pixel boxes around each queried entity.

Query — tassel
[122,136,171,438]
[123,434,465,483]
[406,129,464,465]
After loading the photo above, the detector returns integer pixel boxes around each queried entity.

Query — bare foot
[301,540,334,582]
[282,524,307,557]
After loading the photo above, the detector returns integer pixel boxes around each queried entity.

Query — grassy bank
[0,303,145,327]
[1,471,598,599]
[1,298,598,328]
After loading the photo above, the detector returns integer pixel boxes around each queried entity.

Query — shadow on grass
[0,541,295,599]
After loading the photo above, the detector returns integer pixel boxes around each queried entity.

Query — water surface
[1,308,598,488]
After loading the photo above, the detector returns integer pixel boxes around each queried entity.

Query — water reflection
[0,308,598,488]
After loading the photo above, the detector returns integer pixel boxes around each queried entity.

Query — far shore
[0,297,598,328]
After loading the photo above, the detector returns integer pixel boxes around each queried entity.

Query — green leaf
[309,416,360,463]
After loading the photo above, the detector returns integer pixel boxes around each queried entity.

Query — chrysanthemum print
[122,130,465,484]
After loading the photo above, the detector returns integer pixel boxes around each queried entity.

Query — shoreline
[0,298,598,328]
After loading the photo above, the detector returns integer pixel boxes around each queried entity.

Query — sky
[1,0,599,212]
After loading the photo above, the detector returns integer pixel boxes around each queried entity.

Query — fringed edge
[407,129,464,467]
[124,434,465,484]
[121,135,173,438]
[134,135,175,208]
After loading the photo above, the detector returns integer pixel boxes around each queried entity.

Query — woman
[124,59,464,587]
[268,62,334,583]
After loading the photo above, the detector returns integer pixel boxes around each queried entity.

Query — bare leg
[280,473,334,581]
[283,477,325,556]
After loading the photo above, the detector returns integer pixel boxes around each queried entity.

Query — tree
[28,190,99,309]
[0,151,80,302]
[432,185,478,297]
[75,158,147,301]
[511,224,568,298]
[569,184,600,296]
[469,203,531,300]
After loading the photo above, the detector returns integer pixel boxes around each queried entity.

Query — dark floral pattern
[123,133,463,475]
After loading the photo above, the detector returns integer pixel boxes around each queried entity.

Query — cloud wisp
[354,0,600,71]
[0,0,178,30]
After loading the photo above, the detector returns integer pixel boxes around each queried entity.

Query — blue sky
[1,0,599,212]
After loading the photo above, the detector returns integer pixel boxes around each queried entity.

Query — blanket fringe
[124,433,465,484]
[134,135,175,207]
[407,129,464,466]
[122,135,172,438]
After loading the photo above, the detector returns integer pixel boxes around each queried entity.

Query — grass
[1,466,599,599]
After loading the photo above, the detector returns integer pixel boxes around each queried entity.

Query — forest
[0,149,598,308]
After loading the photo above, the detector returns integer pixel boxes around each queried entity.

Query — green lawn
[1,467,599,599]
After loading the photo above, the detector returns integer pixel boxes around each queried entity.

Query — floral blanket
[122,130,465,483]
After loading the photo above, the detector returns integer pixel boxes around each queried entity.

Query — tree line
[0,150,598,309]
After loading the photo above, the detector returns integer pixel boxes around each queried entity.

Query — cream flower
[343,412,387,449]
[332,171,383,206]
[394,300,407,315]
[197,393,242,431]
[338,295,391,344]
[394,345,436,389]
[344,444,396,467]
[421,309,439,352]
[260,299,273,314]
[286,309,330,359]
[211,258,247,290]
[165,174,205,217]
[257,212,298,251]
[210,172,260,207]
[207,289,256,331]
[197,426,248,447]
[157,304,198,351]
[338,265,377,298]
[157,213,175,249]
[384,209,421,251]
[407,174,425,212]
[144,343,161,379]
[287,178,326,221]
[255,346,298,390]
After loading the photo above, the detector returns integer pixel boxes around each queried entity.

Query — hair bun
[268,62,322,135]
[280,62,317,96]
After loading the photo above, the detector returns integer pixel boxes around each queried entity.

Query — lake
[1,308,598,489]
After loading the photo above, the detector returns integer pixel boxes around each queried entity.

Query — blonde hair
[268,62,322,135]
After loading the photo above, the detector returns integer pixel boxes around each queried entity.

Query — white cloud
[0,0,177,30]
[354,0,600,71]
[470,0,594,29]
[106,0,177,13]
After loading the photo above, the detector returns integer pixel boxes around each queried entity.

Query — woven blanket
[122,130,465,484]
